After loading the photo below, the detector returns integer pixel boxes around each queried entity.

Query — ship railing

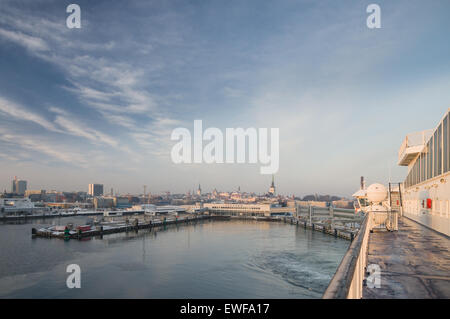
[398,129,433,161]
[322,211,373,299]
[295,205,362,225]
[322,208,399,299]
[371,210,398,231]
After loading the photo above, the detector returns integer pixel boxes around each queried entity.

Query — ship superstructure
[399,108,450,236]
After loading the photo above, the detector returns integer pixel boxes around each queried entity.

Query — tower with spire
[197,184,202,196]
[269,175,276,195]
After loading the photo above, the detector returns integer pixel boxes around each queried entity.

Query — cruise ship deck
[363,216,450,298]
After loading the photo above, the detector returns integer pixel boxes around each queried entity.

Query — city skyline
[1,0,450,197]
[2,175,351,200]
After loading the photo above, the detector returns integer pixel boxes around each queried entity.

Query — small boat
[76,225,91,232]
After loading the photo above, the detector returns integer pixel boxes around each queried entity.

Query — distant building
[197,184,202,196]
[204,203,272,216]
[93,197,114,209]
[88,184,103,196]
[332,199,354,209]
[25,190,46,202]
[204,202,294,217]
[114,196,131,208]
[11,177,27,195]
[268,175,276,195]
[296,200,328,208]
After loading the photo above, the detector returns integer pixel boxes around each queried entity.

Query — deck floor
[363,216,450,299]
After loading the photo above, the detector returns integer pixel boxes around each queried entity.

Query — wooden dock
[32,215,211,239]
[30,212,359,242]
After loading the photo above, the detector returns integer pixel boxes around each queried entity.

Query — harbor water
[0,217,349,298]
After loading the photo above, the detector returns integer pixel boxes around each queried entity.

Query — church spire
[269,175,275,195]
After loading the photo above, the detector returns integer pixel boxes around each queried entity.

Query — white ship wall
[403,171,450,236]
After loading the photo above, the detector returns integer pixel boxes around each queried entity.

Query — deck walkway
[363,216,450,298]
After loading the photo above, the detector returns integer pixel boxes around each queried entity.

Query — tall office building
[11,176,27,195]
[88,184,104,196]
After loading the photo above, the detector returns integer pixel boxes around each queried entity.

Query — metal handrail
[398,129,433,160]
[322,211,372,299]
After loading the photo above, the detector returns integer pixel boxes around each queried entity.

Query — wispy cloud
[0,96,60,132]
[0,5,165,122]
[1,0,449,194]
[0,97,120,151]
[52,112,118,148]
[0,28,49,51]
[0,129,89,167]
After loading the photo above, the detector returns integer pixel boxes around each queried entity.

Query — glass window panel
[435,130,438,177]
[438,124,442,175]
[444,114,449,173]
[417,160,420,183]
[415,162,418,185]
[421,152,425,181]
[419,154,422,183]
[428,136,434,178]
[431,132,436,177]
[425,142,429,180]
[416,161,419,184]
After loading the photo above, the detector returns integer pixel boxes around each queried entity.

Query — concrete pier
[363,217,450,298]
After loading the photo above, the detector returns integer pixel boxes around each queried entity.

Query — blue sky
[0,0,449,196]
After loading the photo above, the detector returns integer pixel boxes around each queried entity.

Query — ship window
[359,198,369,207]
[417,159,420,184]
[434,130,438,177]
[421,152,425,182]
[430,134,435,178]
[416,159,419,184]
[437,124,442,176]
[444,114,449,173]
[437,128,441,176]
[427,140,432,180]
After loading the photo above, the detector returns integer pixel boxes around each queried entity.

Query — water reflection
[0,218,348,298]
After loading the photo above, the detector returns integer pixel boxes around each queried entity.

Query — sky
[0,0,449,197]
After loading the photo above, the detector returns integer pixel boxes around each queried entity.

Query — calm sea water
[0,217,349,298]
